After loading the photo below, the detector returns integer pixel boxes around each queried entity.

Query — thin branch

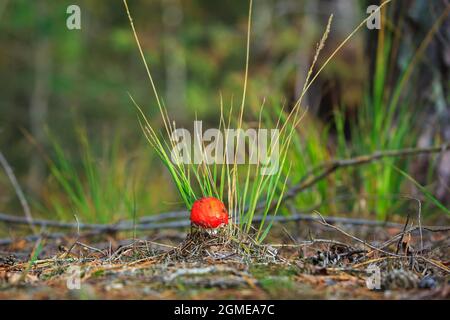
[268,239,353,248]
[285,144,450,200]
[312,210,404,258]
[1,211,449,232]
[0,232,64,246]
[395,212,410,255]
[64,214,80,258]
[312,211,450,273]
[0,151,35,232]
[0,212,120,230]
[138,210,187,223]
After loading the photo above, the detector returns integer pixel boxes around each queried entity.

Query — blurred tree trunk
[163,0,186,121]
[405,0,450,204]
[27,3,52,194]
[300,0,363,130]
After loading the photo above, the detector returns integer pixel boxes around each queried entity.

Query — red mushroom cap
[190,197,229,228]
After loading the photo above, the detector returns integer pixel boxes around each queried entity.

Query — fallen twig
[64,214,81,258]
[396,212,411,255]
[313,210,450,274]
[1,210,448,244]
[74,241,106,256]
[285,144,450,200]
[313,211,404,258]
[0,151,35,232]
[0,212,118,230]
[0,231,93,246]
[268,238,353,248]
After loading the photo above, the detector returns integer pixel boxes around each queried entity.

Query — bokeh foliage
[1,0,448,223]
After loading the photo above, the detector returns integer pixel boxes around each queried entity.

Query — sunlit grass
[37,126,162,224]
[124,0,294,242]
[123,0,395,241]
[334,4,450,220]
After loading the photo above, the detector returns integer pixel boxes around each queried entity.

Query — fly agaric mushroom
[190,197,229,228]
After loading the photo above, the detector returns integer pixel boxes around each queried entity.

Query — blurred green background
[0,0,449,224]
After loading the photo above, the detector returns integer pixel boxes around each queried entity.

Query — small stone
[419,275,437,289]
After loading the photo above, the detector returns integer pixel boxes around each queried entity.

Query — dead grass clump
[161,226,284,264]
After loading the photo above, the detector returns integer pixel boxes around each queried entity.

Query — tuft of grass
[333,3,450,220]
[124,0,293,242]
[38,126,159,224]
[394,166,450,216]
[123,0,393,242]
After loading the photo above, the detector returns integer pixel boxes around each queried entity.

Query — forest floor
[0,217,449,300]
